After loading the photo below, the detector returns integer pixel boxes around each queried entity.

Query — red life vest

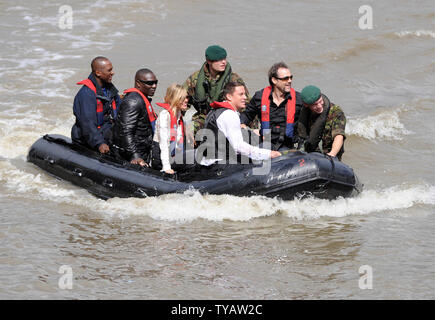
[77,79,117,129]
[210,101,237,112]
[123,88,157,133]
[260,86,296,138]
[156,103,185,156]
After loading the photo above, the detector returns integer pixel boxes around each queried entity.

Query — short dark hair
[135,68,154,80]
[222,81,244,100]
[268,62,289,87]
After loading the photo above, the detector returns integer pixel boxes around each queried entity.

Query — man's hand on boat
[164,169,175,175]
[130,157,149,167]
[98,143,110,154]
[270,151,281,158]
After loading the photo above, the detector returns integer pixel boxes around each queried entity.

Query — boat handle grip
[73,168,83,177]
[102,179,114,188]
[45,156,55,165]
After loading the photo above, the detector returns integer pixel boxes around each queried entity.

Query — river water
[0,0,434,299]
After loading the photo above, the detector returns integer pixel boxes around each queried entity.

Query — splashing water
[347,108,411,141]
[1,158,433,222]
[394,30,435,39]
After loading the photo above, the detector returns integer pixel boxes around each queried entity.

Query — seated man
[198,81,281,165]
[112,69,158,166]
[297,85,346,160]
[72,56,121,153]
[240,62,303,151]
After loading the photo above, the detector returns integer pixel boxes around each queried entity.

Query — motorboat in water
[27,134,362,200]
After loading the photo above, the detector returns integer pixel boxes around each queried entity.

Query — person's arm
[74,88,105,149]
[326,106,346,157]
[114,93,122,109]
[182,72,198,111]
[116,94,142,160]
[217,110,272,160]
[240,90,261,126]
[156,110,173,172]
[327,135,344,157]
[293,91,303,125]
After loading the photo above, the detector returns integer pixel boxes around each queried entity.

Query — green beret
[205,45,227,61]
[301,85,321,105]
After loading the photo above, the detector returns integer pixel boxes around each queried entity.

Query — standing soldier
[297,85,346,160]
[182,45,253,143]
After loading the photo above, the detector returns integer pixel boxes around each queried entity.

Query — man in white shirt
[197,81,281,165]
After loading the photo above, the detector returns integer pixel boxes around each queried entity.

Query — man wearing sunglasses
[240,62,303,151]
[112,69,158,166]
[72,56,121,154]
[297,85,346,160]
[183,45,253,142]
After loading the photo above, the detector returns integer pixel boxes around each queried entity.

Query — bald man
[72,56,121,153]
[112,69,158,166]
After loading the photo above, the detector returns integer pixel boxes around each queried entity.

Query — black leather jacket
[112,92,154,161]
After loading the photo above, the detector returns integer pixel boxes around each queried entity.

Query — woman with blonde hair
[152,83,188,174]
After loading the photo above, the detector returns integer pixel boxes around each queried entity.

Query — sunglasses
[138,79,158,86]
[275,75,293,81]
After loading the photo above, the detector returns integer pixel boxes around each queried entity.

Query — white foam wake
[99,184,435,222]
[279,184,435,220]
[395,30,435,39]
[2,158,433,222]
[346,108,411,140]
[0,115,72,159]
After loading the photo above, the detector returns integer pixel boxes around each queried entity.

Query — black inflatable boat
[27,134,362,200]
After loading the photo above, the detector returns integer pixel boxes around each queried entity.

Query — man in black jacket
[112,69,158,166]
[240,62,303,151]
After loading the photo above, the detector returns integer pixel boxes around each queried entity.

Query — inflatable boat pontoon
[27,134,362,200]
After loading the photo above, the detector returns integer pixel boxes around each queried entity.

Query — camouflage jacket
[182,62,250,112]
[309,104,346,154]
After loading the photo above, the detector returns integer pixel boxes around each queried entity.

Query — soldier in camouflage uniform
[182,45,255,143]
[296,85,346,160]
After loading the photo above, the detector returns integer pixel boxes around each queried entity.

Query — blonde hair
[164,83,188,114]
